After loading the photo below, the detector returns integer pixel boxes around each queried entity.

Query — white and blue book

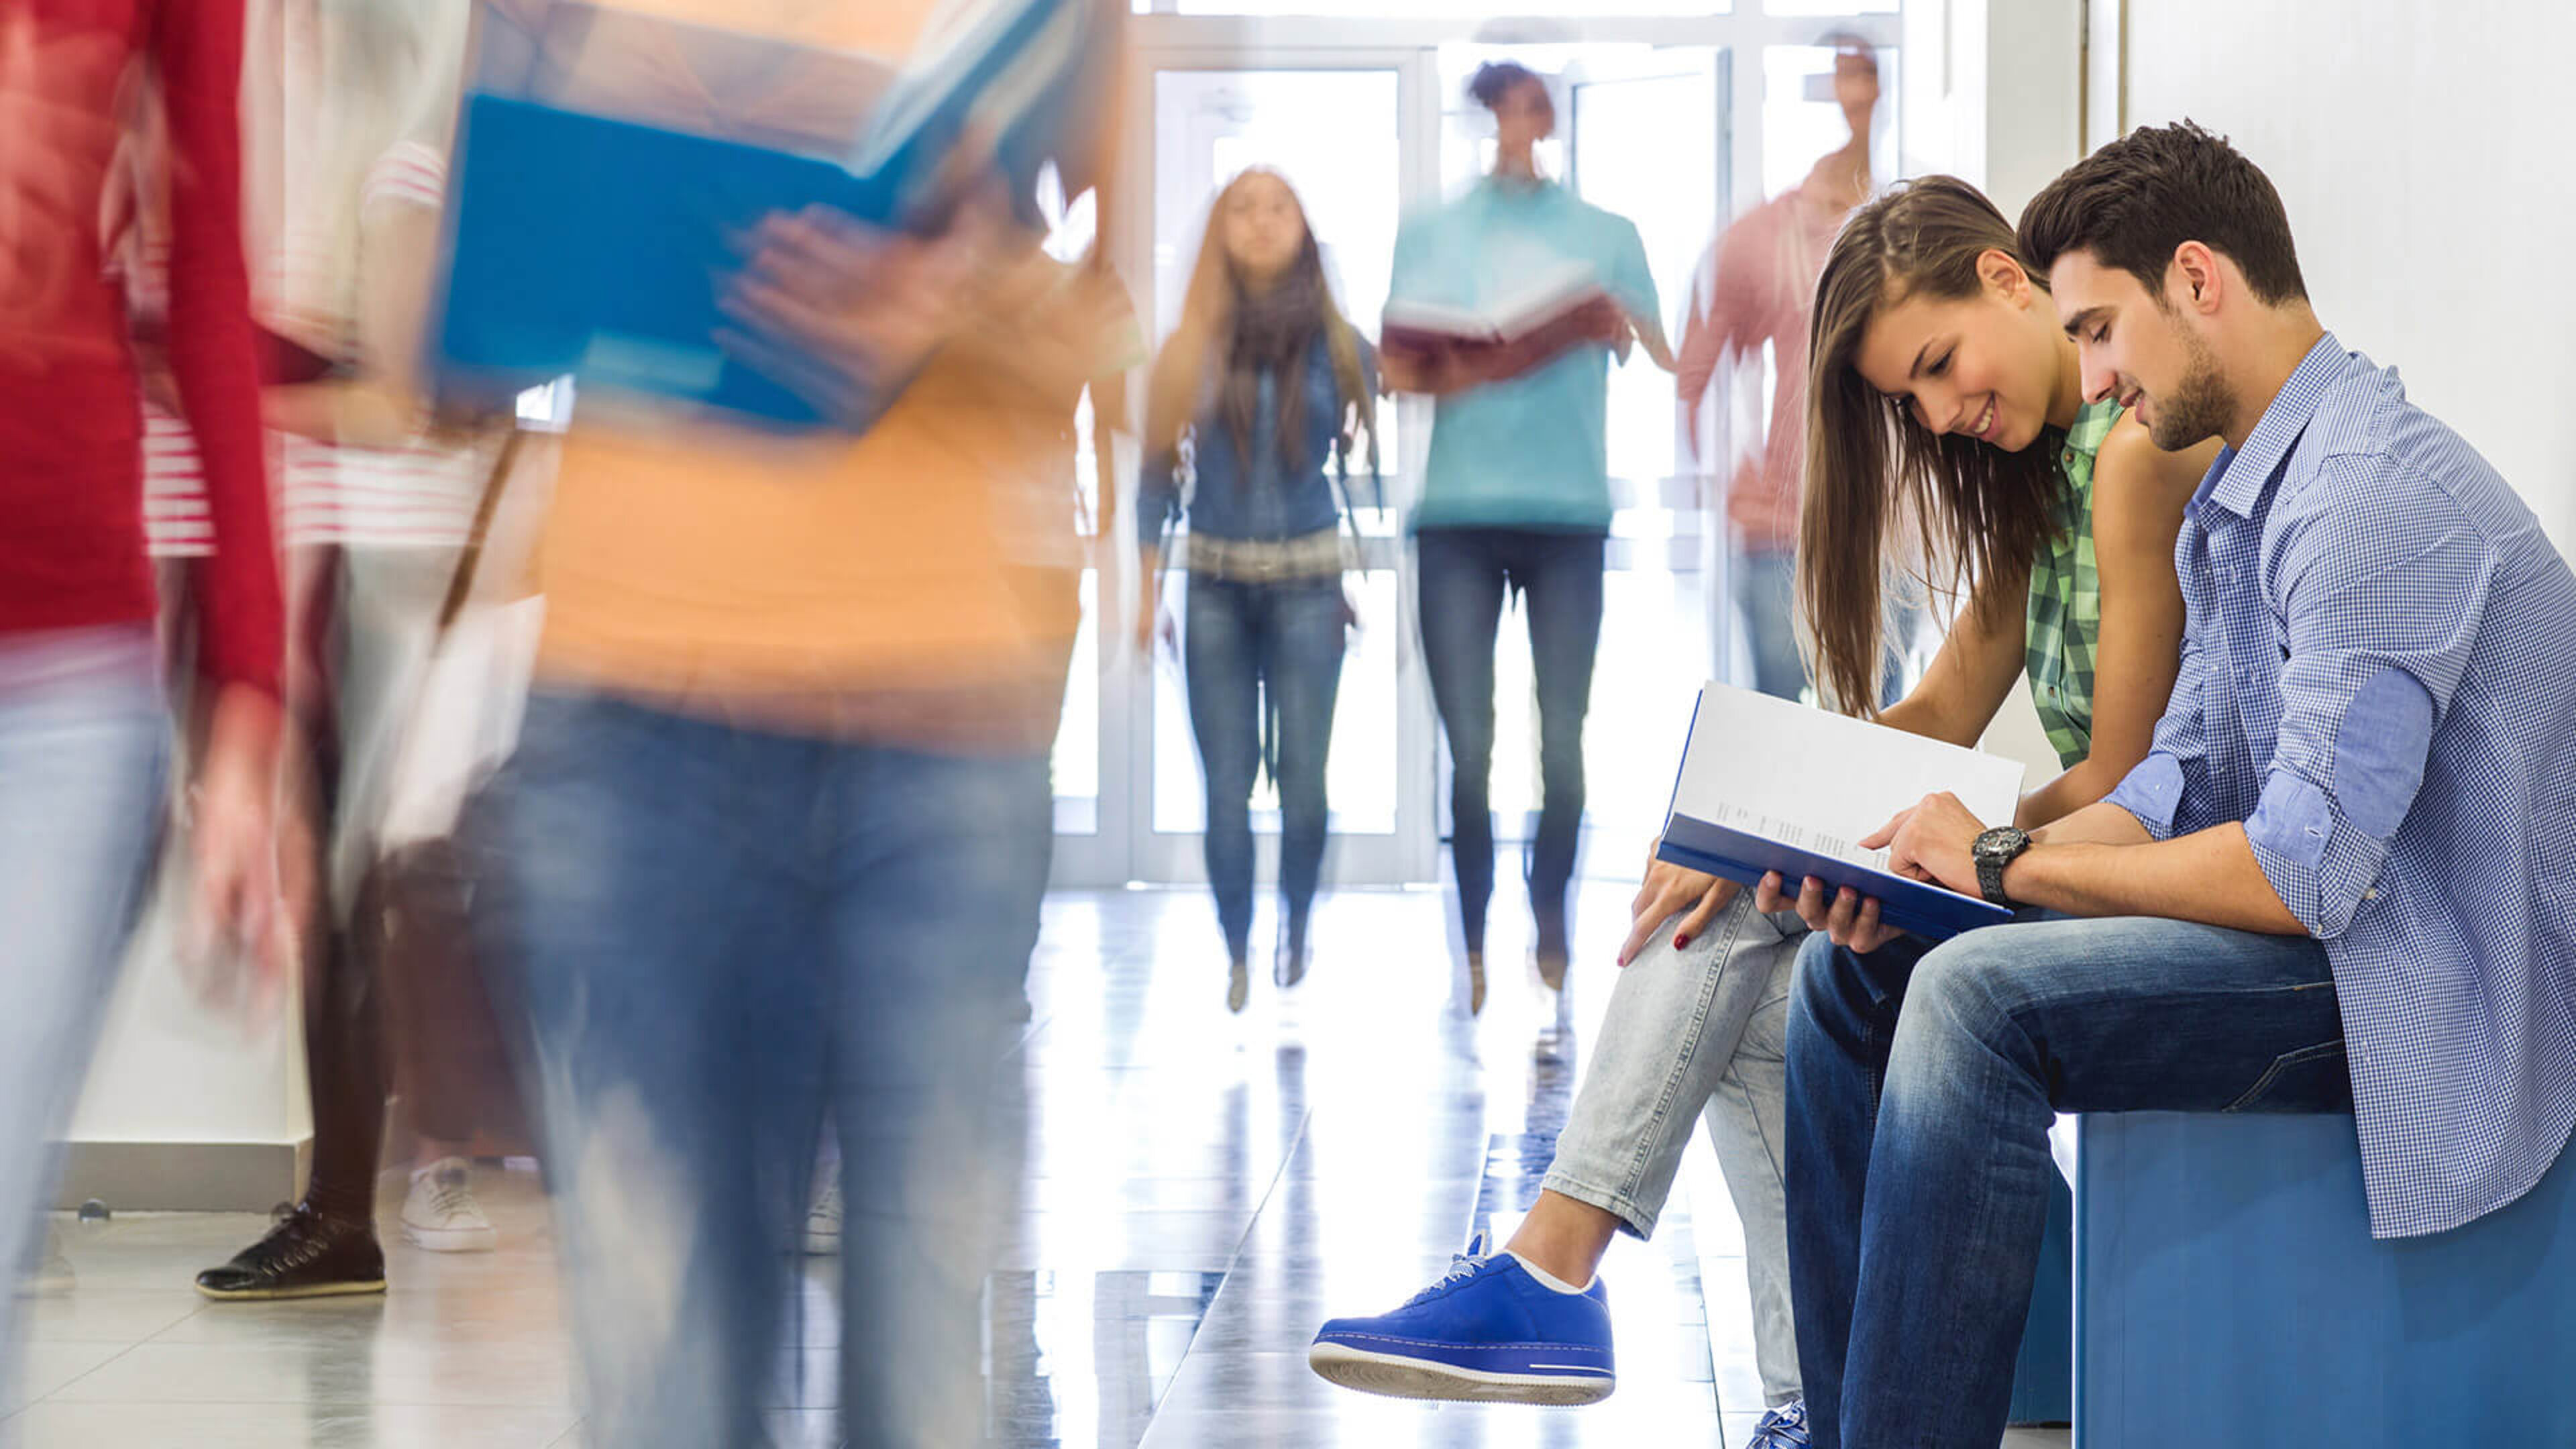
[1656,682,2027,941]
[433,0,1112,427]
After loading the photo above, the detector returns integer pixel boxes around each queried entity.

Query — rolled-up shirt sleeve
[2245,464,2492,939]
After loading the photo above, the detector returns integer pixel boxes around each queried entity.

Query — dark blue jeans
[468,691,1051,1449]
[1183,574,1347,961]
[1414,527,1605,958]
[1785,914,2349,1449]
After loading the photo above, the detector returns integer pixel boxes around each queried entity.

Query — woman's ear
[1979,248,2029,305]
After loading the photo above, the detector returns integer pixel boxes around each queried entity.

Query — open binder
[433,0,1116,427]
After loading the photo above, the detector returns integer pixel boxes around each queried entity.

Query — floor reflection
[15,885,2071,1448]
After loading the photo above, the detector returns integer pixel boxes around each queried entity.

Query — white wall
[67,859,309,1170]
[1897,0,2080,215]
[1977,0,2078,221]
[1908,0,2086,779]
[2121,0,2576,543]
[1955,0,2576,780]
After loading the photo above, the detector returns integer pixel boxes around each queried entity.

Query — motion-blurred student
[179,0,526,1303]
[458,3,1126,1444]
[1383,60,1672,998]
[1,0,283,1372]
[1137,168,1377,1011]
[1676,36,1878,702]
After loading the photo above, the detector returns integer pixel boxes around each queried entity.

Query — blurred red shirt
[1676,180,1851,556]
[0,0,280,700]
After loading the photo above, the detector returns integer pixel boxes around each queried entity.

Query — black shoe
[195,1204,386,1301]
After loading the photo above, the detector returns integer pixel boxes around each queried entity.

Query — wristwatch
[1972,826,2033,907]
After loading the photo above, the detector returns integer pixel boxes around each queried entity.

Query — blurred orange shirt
[522,0,1098,750]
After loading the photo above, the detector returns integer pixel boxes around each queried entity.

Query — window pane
[1762,42,1900,199]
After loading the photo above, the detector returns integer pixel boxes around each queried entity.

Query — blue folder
[434,0,1110,427]
[1656,814,2012,942]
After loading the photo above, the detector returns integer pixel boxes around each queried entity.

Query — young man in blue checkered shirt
[1768,121,2576,1449]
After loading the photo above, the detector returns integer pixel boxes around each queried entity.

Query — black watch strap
[1974,826,2031,908]
[1976,853,2012,906]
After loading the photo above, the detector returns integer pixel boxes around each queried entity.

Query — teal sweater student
[1388,174,1662,532]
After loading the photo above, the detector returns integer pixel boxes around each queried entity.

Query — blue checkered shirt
[2104,335,2576,1238]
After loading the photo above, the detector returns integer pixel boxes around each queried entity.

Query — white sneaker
[400,1159,497,1253]
[804,1179,841,1256]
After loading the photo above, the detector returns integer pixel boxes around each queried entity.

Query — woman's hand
[1756,869,1904,955]
[1134,588,1175,660]
[180,687,292,1018]
[1620,839,1740,965]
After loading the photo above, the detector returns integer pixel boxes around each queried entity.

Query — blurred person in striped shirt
[124,0,529,1303]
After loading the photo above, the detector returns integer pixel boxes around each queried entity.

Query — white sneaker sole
[401,1221,497,1254]
[1307,1342,1614,1405]
[802,1231,839,1256]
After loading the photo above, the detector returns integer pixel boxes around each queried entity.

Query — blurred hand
[1380,338,1466,396]
[1134,598,1175,659]
[180,698,290,1019]
[716,179,1021,427]
[1620,838,1740,965]
[1587,297,1633,346]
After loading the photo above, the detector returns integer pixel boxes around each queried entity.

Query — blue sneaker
[1307,1234,1615,1405]
[1745,1399,1811,1448]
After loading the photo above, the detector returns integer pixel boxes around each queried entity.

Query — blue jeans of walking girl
[1183,574,1348,961]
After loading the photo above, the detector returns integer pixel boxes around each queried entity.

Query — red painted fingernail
[1674,934,1688,949]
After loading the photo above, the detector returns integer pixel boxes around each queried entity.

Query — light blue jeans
[1542,892,1807,1407]
[0,627,168,1406]
[468,690,1052,1449]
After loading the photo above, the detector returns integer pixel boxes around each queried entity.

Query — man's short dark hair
[2018,120,2308,307]
[1468,60,1547,111]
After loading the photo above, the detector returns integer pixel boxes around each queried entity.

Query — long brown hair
[1144,168,1373,487]
[1799,176,2062,716]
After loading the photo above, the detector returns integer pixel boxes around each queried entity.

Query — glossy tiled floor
[9,885,2072,1448]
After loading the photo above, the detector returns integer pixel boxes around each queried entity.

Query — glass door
[1053,13,1903,893]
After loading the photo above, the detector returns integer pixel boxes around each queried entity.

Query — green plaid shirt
[2024,400,2125,771]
